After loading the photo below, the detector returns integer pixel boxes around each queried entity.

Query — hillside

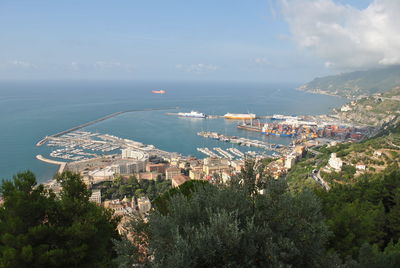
[299,65,400,98]
[332,86,400,126]
[287,117,400,191]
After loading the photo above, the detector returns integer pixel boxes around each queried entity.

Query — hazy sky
[1,0,398,82]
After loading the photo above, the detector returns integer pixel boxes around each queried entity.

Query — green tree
[0,171,120,268]
[115,162,331,267]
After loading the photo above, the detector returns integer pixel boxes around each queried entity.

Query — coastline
[295,87,349,99]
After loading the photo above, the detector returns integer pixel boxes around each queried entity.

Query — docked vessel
[178,111,207,118]
[271,114,299,121]
[152,90,166,94]
[224,113,256,120]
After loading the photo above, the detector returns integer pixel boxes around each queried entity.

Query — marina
[196,147,265,159]
[40,130,178,162]
[197,131,285,152]
[36,107,179,147]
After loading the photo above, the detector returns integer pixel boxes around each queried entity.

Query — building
[118,161,146,174]
[172,174,190,188]
[340,105,352,112]
[103,197,135,216]
[328,153,343,171]
[221,171,233,184]
[146,163,168,173]
[203,158,231,176]
[121,148,149,161]
[166,167,181,180]
[356,164,366,171]
[230,160,245,172]
[284,155,296,170]
[88,165,116,182]
[138,172,160,180]
[137,196,151,213]
[89,189,102,205]
[189,166,204,180]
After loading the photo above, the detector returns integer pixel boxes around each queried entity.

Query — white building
[88,165,116,182]
[89,189,102,205]
[117,161,146,174]
[356,164,366,171]
[328,153,343,171]
[121,148,149,161]
[340,105,352,112]
[284,155,296,169]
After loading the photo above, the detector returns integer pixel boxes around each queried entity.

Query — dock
[36,107,179,147]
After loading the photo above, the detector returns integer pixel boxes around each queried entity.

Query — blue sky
[2,0,398,83]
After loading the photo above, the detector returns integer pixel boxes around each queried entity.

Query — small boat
[152,90,166,94]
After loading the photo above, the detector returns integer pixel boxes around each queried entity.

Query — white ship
[224,113,256,120]
[178,111,207,118]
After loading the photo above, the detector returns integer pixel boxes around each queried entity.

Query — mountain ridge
[299,65,400,98]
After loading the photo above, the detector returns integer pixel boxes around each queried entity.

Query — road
[311,170,331,191]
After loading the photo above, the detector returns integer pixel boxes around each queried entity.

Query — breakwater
[36,107,179,146]
[36,154,67,173]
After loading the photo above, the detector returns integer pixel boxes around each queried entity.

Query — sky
[0,0,399,83]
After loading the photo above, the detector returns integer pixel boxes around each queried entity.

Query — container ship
[224,113,256,120]
[152,90,166,94]
[178,111,207,118]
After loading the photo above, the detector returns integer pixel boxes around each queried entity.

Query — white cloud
[94,61,133,72]
[280,0,400,70]
[7,60,37,69]
[254,58,270,65]
[176,63,219,74]
[67,61,133,72]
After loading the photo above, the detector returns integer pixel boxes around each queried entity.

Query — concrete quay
[36,154,67,173]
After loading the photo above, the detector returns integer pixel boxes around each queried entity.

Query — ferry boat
[178,111,207,118]
[224,113,256,120]
[152,90,166,94]
[271,114,300,121]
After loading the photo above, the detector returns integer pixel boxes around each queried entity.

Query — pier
[36,154,67,173]
[197,131,284,151]
[36,107,179,147]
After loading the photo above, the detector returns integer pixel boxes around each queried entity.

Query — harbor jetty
[36,107,179,147]
[36,154,67,173]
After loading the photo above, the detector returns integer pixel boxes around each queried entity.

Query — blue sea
[0,80,346,182]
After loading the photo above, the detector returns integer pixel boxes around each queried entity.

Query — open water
[0,80,346,182]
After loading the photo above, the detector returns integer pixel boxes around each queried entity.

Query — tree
[0,171,120,268]
[115,162,332,267]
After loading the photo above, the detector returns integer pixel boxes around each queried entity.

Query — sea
[0,80,347,182]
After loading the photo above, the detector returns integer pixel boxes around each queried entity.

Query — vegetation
[315,165,400,263]
[115,161,333,267]
[99,175,171,201]
[300,65,400,98]
[0,171,120,268]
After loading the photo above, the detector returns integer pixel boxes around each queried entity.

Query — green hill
[299,65,400,98]
[287,117,400,190]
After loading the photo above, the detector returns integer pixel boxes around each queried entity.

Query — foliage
[0,171,119,268]
[100,175,171,201]
[315,165,400,262]
[115,161,332,267]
